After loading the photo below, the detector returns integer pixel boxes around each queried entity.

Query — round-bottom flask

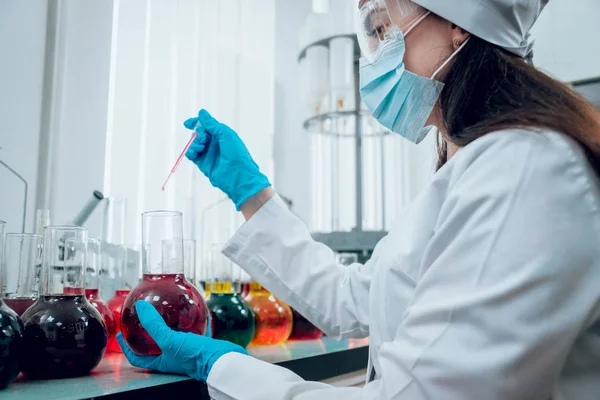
[206,282,255,348]
[121,212,209,356]
[289,309,323,341]
[86,289,116,352]
[3,298,36,317]
[0,300,23,389]
[20,227,107,378]
[121,273,208,355]
[245,283,292,346]
[107,289,130,352]
[21,294,107,378]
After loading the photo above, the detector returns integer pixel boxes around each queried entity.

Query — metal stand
[299,34,387,260]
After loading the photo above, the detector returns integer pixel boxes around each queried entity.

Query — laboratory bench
[3,337,369,400]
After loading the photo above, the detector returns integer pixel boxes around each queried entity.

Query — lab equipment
[299,31,390,259]
[117,300,247,382]
[85,238,116,353]
[245,282,293,346]
[183,109,272,210]
[106,244,138,352]
[71,190,105,226]
[34,209,50,234]
[20,226,107,378]
[205,245,255,348]
[121,211,208,355]
[2,233,42,316]
[0,230,23,390]
[161,132,198,191]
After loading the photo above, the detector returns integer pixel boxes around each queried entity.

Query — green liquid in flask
[205,282,255,348]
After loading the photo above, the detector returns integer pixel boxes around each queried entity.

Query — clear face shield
[356,0,428,63]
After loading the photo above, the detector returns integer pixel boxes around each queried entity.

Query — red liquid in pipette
[162,132,199,191]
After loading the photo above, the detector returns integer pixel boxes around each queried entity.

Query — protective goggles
[356,0,429,63]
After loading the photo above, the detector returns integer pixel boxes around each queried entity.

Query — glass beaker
[205,244,255,348]
[183,239,198,287]
[85,238,116,353]
[245,282,292,346]
[2,233,42,316]
[20,226,107,378]
[0,222,24,389]
[121,211,208,355]
[106,244,139,352]
[101,197,128,245]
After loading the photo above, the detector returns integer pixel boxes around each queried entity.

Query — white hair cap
[412,0,549,61]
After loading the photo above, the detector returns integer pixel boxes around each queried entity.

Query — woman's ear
[450,24,471,50]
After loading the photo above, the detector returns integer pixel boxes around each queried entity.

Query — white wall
[533,0,600,82]
[40,0,114,237]
[273,0,313,223]
[0,0,48,233]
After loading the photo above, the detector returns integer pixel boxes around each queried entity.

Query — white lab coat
[207,129,600,400]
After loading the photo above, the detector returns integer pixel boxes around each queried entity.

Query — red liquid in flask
[289,308,323,340]
[86,289,116,353]
[121,274,208,355]
[106,290,130,352]
[3,297,36,316]
[0,301,23,389]
[20,295,107,378]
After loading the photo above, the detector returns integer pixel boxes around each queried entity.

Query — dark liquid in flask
[20,295,107,379]
[0,301,23,389]
[121,274,208,355]
[206,293,255,348]
[106,290,130,352]
[86,289,116,353]
[289,309,323,340]
[3,298,36,316]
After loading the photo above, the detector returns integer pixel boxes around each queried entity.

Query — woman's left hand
[117,300,247,382]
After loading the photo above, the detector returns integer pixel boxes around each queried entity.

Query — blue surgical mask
[359,20,468,144]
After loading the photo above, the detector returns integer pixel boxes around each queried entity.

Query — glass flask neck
[142,211,184,275]
[210,281,239,294]
[249,282,269,295]
[41,226,88,296]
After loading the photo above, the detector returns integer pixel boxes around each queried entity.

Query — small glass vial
[2,233,42,316]
[121,211,208,355]
[205,244,255,348]
[20,226,107,378]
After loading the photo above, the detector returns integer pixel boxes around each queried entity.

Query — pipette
[161,131,199,191]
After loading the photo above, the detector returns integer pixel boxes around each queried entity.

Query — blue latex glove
[117,300,247,382]
[184,109,271,210]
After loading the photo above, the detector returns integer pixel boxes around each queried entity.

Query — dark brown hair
[437,35,600,173]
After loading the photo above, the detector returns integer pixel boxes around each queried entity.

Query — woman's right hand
[184,109,271,211]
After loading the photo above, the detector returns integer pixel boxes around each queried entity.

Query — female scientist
[117,0,600,398]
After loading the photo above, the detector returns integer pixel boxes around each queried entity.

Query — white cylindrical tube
[329,37,355,112]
